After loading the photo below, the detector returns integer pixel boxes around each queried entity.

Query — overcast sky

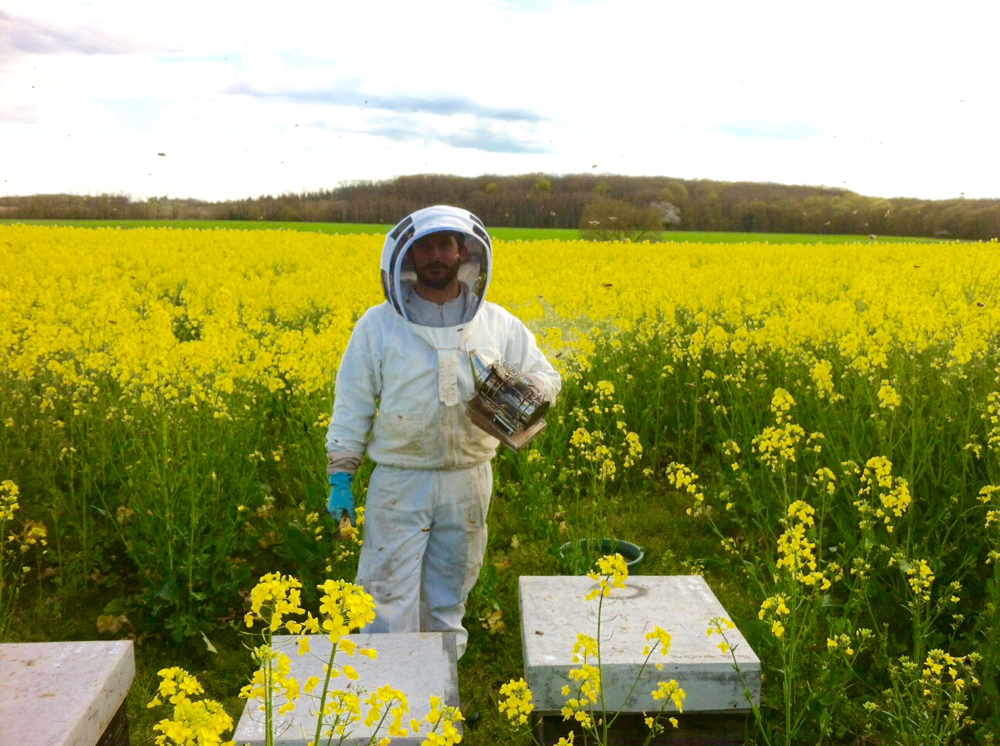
[2,1,997,202]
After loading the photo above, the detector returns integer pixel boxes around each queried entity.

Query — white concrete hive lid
[233,632,461,746]
[0,640,135,746]
[518,575,761,713]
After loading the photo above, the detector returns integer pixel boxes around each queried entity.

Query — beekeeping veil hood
[379,205,493,408]
[380,205,492,328]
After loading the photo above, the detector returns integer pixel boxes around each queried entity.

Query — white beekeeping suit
[326,205,561,658]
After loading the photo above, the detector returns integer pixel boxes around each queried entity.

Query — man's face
[409,232,466,290]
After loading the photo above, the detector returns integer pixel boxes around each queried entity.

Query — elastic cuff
[327,451,362,476]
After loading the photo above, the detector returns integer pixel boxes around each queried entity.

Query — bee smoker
[465,349,550,451]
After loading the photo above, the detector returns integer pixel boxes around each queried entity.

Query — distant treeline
[3,174,999,240]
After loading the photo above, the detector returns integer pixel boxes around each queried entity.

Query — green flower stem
[311,640,340,746]
[595,589,608,745]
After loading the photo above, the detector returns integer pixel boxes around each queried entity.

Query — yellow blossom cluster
[561,660,601,728]
[365,686,411,738]
[809,358,840,401]
[586,552,629,600]
[827,634,855,656]
[787,500,815,526]
[759,594,791,638]
[721,440,742,472]
[419,695,464,746]
[643,626,673,660]
[240,572,378,732]
[565,380,641,483]
[498,678,534,724]
[558,632,603,727]
[0,480,18,523]
[877,380,902,410]
[310,683,426,745]
[980,484,1000,523]
[651,679,686,712]
[15,519,48,549]
[775,500,831,589]
[827,628,873,658]
[985,388,1000,451]
[246,572,306,632]
[645,714,679,732]
[572,632,600,664]
[313,689,362,741]
[810,467,837,495]
[706,617,737,654]
[854,456,912,532]
[905,649,982,731]
[317,578,377,642]
[623,431,643,468]
[568,427,616,482]
[666,462,706,516]
[905,559,936,603]
[303,669,414,745]
[148,667,234,746]
[770,388,797,423]
[979,485,1000,564]
[869,650,983,739]
[920,650,979,696]
[595,380,615,398]
[751,389,820,471]
[1,478,48,637]
[160,570,463,746]
[0,479,45,560]
[240,645,300,717]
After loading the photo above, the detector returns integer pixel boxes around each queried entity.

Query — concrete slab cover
[0,641,135,746]
[234,633,460,746]
[519,575,761,714]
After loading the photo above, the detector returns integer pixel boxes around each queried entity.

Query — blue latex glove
[327,472,356,525]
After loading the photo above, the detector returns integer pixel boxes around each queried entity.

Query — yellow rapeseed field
[2,226,997,408]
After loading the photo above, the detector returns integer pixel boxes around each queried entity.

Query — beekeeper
[325,205,561,658]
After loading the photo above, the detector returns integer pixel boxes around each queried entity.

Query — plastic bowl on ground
[557,537,644,572]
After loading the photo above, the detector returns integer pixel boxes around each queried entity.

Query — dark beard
[415,261,461,290]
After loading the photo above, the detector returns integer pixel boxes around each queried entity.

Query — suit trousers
[354,461,492,658]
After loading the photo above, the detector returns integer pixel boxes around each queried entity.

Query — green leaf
[103,597,128,615]
[157,576,180,604]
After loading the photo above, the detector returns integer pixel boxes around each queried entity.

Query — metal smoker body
[465,349,549,451]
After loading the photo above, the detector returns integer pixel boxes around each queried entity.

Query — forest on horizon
[2,173,999,240]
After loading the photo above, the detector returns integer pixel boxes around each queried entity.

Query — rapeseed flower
[247,572,305,632]
[707,617,737,654]
[318,578,376,642]
[651,680,686,712]
[906,559,935,602]
[499,678,534,724]
[586,553,628,599]
[877,380,902,410]
[666,462,706,516]
[148,668,234,746]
